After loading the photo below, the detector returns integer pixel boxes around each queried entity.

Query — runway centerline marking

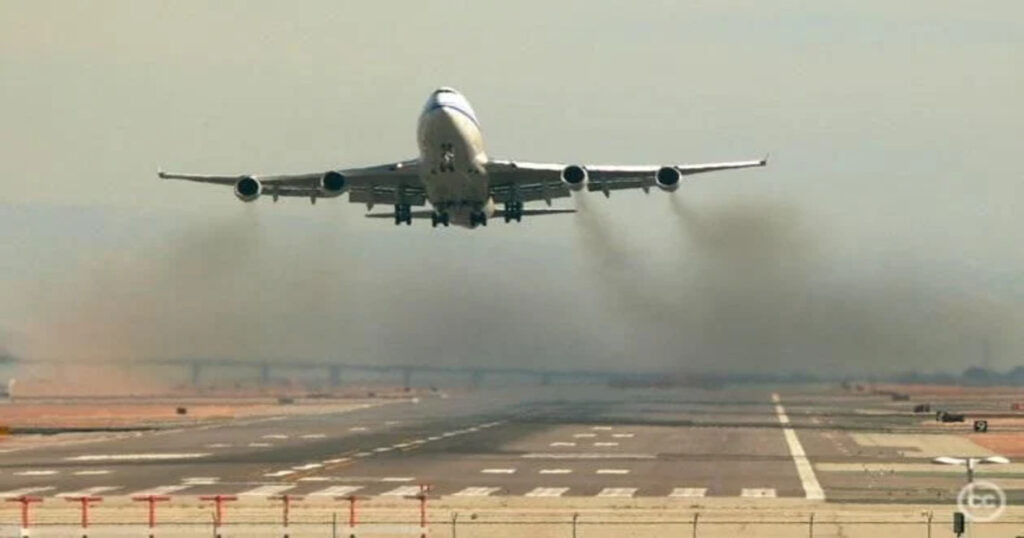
[573,433,596,438]
[596,469,630,474]
[522,453,655,460]
[264,470,295,478]
[262,434,289,439]
[248,442,272,448]
[73,470,111,476]
[539,469,572,474]
[302,433,327,439]
[612,433,635,438]
[592,426,613,431]
[772,393,826,500]
[481,468,516,474]
[14,470,57,476]
[380,477,415,482]
[597,487,637,497]
[292,463,323,471]
[550,442,576,447]
[594,442,619,447]
[670,487,707,498]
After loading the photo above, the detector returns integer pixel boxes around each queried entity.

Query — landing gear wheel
[431,212,451,228]
[470,212,487,227]
[504,202,524,223]
[394,204,412,226]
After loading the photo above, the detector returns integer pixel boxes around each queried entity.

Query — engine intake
[561,165,588,191]
[320,171,347,195]
[655,166,681,192]
[234,176,262,202]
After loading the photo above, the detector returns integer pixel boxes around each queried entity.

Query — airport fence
[4,514,1024,538]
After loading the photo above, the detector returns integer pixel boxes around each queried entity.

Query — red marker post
[200,495,237,538]
[271,494,302,538]
[5,496,42,538]
[131,495,171,538]
[337,494,369,538]
[414,484,434,538]
[65,496,102,538]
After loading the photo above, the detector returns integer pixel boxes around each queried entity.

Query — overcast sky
[1,1,1022,377]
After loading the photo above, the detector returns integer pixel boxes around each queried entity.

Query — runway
[0,385,1020,503]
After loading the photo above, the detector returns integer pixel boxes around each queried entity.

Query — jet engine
[561,165,588,191]
[320,171,347,196]
[655,166,681,192]
[234,176,262,202]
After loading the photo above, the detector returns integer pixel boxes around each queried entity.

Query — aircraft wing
[158,160,427,207]
[486,156,767,203]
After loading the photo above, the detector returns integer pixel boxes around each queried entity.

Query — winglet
[157,169,168,179]
[760,153,770,166]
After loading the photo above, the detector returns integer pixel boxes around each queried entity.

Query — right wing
[486,156,767,204]
[158,159,426,207]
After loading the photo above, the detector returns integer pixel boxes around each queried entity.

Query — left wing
[486,156,767,204]
[158,160,425,207]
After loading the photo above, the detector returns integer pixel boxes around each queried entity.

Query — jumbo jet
[160,87,767,228]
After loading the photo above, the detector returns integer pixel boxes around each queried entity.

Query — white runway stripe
[452,487,500,497]
[129,485,189,496]
[238,485,295,496]
[301,433,327,439]
[0,487,54,497]
[573,433,596,438]
[14,470,57,476]
[597,487,637,497]
[380,477,415,482]
[741,488,777,498]
[308,485,363,497]
[550,442,576,447]
[522,453,655,460]
[56,486,120,497]
[381,485,422,497]
[264,470,295,478]
[612,433,635,438]
[66,453,209,462]
[481,468,516,474]
[773,393,825,500]
[594,442,619,447]
[73,470,111,476]
[596,469,630,475]
[670,487,707,498]
[592,426,613,431]
[539,469,572,474]
[525,487,569,497]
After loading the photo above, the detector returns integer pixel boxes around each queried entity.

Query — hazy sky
[1,1,1022,376]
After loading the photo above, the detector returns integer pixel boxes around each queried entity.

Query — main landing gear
[431,212,450,227]
[504,201,524,223]
[469,212,488,227]
[393,204,412,226]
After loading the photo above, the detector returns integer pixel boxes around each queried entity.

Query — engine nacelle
[234,176,262,202]
[655,166,681,192]
[561,165,588,191]
[320,171,347,196]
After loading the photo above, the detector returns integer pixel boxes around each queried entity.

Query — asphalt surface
[0,385,1019,503]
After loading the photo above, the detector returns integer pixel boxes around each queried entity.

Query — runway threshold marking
[381,485,422,496]
[453,487,500,497]
[597,487,637,497]
[65,453,210,462]
[772,393,826,501]
[741,488,777,498]
[0,487,54,497]
[525,487,569,497]
[309,485,363,497]
[55,486,120,497]
[669,487,707,498]
[239,485,296,496]
[129,485,190,496]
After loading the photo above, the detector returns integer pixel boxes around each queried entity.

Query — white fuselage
[416,88,494,224]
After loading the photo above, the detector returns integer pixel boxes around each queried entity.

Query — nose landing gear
[469,212,488,227]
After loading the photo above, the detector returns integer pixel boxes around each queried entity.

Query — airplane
[159,87,767,228]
